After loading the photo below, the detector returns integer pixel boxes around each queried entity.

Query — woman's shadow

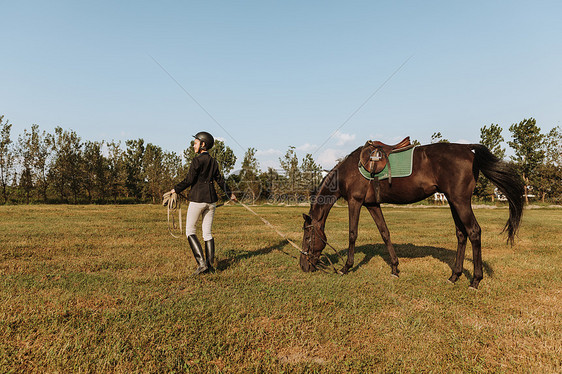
[325,243,494,281]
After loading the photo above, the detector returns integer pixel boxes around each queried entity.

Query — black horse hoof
[448,274,461,284]
[469,280,481,290]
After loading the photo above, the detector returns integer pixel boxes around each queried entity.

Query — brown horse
[300,142,524,289]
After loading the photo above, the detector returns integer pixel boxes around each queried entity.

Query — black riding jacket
[174,152,231,203]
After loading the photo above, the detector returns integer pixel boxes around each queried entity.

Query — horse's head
[300,213,327,272]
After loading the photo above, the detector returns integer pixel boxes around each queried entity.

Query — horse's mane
[310,149,356,198]
[310,169,335,198]
[311,164,337,197]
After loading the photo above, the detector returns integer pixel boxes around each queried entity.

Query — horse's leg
[448,204,468,284]
[366,205,399,277]
[448,199,482,289]
[341,198,362,274]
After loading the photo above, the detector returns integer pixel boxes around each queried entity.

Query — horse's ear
[302,213,311,222]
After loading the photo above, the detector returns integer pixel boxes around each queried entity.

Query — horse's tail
[471,144,524,244]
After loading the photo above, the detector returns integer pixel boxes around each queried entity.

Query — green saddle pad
[359,146,416,181]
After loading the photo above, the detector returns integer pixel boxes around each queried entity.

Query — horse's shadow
[216,240,293,271]
[323,243,494,280]
[216,240,494,282]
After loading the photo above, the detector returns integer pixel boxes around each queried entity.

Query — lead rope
[237,201,341,274]
[162,193,341,273]
[236,201,304,254]
[162,191,187,238]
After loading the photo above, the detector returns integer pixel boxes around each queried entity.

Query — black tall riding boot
[187,235,208,275]
[205,239,215,273]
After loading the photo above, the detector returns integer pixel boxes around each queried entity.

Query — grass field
[1,204,561,373]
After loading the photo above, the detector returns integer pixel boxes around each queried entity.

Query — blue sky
[2,1,561,170]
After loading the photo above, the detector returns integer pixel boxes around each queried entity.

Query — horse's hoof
[391,273,399,278]
[448,274,460,284]
[447,279,455,285]
[469,278,481,290]
[468,285,479,291]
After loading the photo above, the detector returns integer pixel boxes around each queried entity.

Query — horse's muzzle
[299,253,317,272]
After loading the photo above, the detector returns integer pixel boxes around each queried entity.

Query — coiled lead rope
[162,191,187,238]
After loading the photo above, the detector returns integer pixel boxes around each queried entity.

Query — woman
[170,131,236,275]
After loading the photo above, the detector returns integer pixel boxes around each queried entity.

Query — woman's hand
[230,194,237,201]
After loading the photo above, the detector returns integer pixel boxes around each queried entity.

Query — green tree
[28,125,53,202]
[239,147,261,203]
[535,126,562,202]
[431,132,449,143]
[258,167,286,202]
[124,139,145,201]
[535,163,560,203]
[475,124,506,200]
[300,153,323,197]
[17,127,36,203]
[82,140,107,202]
[211,140,237,176]
[161,150,183,194]
[49,127,83,203]
[279,146,300,198]
[106,141,127,202]
[508,118,545,204]
[143,143,165,203]
[544,126,562,167]
[479,124,505,159]
[0,116,16,204]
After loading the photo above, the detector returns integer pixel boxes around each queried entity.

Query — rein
[304,222,346,274]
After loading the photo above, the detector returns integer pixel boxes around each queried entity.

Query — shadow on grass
[217,240,294,271]
[215,239,495,283]
[321,243,494,281]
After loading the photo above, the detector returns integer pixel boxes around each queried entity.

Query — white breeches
[185,202,216,241]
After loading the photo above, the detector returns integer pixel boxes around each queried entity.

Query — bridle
[303,220,346,274]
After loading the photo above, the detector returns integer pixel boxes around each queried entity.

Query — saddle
[359,136,413,202]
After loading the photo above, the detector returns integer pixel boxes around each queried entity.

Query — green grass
[1,204,561,373]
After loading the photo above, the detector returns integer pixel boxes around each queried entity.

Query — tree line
[431,119,562,204]
[1,115,561,205]
[0,115,324,204]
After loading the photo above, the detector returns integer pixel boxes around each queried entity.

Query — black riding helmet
[193,131,214,151]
